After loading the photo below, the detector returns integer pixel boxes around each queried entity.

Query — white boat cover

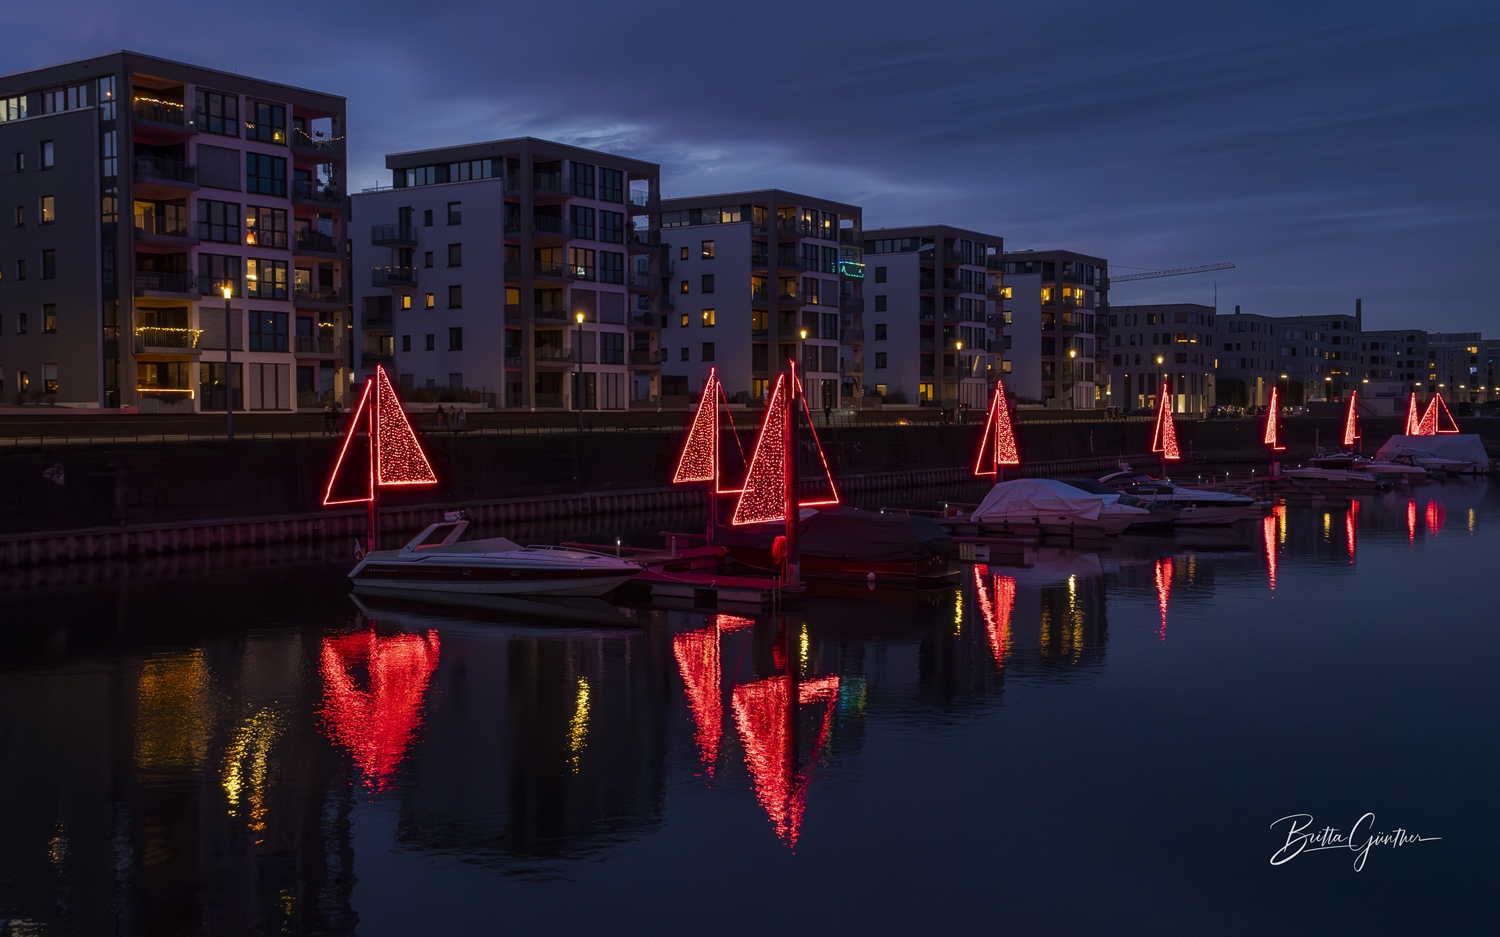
[973,478,1104,522]
[1374,434,1490,466]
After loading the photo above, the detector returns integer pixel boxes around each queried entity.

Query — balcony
[628,272,659,290]
[533,173,565,195]
[293,181,342,207]
[132,98,191,134]
[534,346,575,366]
[630,348,664,366]
[838,259,865,278]
[776,217,816,238]
[133,326,202,355]
[535,307,568,321]
[198,276,242,298]
[534,262,578,282]
[841,327,865,343]
[133,157,196,190]
[629,314,661,329]
[369,224,416,247]
[840,296,864,314]
[628,190,651,209]
[944,277,984,294]
[296,336,337,354]
[628,229,661,251]
[294,285,343,308]
[292,130,345,159]
[751,286,768,305]
[533,214,566,237]
[133,271,198,297]
[295,230,340,255]
[660,292,675,310]
[362,308,392,329]
[133,217,197,248]
[372,266,417,288]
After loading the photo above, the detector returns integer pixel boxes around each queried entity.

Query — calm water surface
[2,483,1497,936]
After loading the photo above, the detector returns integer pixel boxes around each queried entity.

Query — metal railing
[293,181,342,204]
[533,214,565,235]
[296,231,339,253]
[133,327,202,353]
[628,190,651,208]
[134,216,191,238]
[628,230,660,248]
[369,224,415,246]
[134,271,196,294]
[294,336,336,354]
[630,348,663,365]
[134,157,195,185]
[291,130,345,156]
[362,310,392,329]
[294,285,342,305]
[132,99,185,126]
[372,266,417,288]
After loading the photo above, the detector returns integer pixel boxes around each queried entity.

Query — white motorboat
[350,513,643,597]
[1310,450,1428,483]
[1383,449,1478,476]
[1280,466,1387,491]
[971,478,1151,536]
[1097,471,1256,526]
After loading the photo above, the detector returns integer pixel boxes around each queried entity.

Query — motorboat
[1056,477,1181,529]
[1381,449,1478,477]
[1374,435,1491,475]
[1096,471,1256,526]
[350,513,643,597]
[1309,450,1429,483]
[967,478,1151,536]
[1279,466,1387,491]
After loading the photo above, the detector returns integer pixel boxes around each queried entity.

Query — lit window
[701,308,715,327]
[424,293,434,310]
[680,314,689,327]
[701,240,714,259]
[39,196,54,224]
[401,294,412,310]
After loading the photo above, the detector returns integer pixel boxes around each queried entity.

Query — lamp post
[222,285,234,440]
[576,311,586,432]
[1156,355,1164,412]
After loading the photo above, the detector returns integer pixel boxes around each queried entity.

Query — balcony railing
[777,218,816,238]
[534,262,576,281]
[133,217,191,239]
[369,224,416,246]
[134,271,197,295]
[133,326,202,353]
[630,348,664,365]
[294,285,343,305]
[841,327,864,343]
[534,346,573,363]
[535,393,565,409]
[534,173,564,194]
[362,309,392,329]
[134,157,195,185]
[132,98,186,126]
[751,286,768,304]
[840,296,864,313]
[292,130,345,157]
[628,190,651,208]
[296,336,337,354]
[533,214,565,235]
[628,229,661,249]
[296,230,339,253]
[294,181,342,204]
[628,272,658,289]
[535,307,568,321]
[372,266,417,288]
[630,314,660,328]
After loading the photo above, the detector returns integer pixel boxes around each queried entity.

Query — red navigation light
[1342,391,1360,447]
[731,372,839,525]
[319,629,441,792]
[1404,393,1421,436]
[973,382,1021,476]
[323,365,436,506]
[1151,383,1181,460]
[1263,387,1286,451]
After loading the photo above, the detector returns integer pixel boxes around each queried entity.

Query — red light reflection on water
[731,674,840,848]
[673,614,759,778]
[1407,500,1417,544]
[1263,513,1278,591]
[973,564,1017,669]
[1154,556,1174,641]
[320,629,441,792]
[1425,500,1444,536]
[1345,500,1359,562]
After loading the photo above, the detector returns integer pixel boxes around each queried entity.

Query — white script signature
[1269,813,1440,871]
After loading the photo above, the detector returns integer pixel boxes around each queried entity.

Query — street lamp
[576,311,586,431]
[222,284,234,440]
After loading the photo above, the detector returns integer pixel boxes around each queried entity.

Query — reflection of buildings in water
[319,628,442,792]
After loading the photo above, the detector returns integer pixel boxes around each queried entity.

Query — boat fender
[772,536,787,565]
[867,571,876,590]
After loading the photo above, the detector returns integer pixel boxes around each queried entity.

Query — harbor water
[1,482,1495,935]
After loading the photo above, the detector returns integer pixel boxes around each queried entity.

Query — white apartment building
[353,138,662,409]
[997,249,1108,409]
[862,226,1001,408]
[658,191,863,409]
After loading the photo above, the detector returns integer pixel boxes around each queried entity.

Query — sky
[4,0,1497,333]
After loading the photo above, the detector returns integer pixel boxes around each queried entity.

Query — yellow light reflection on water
[568,677,590,773]
[1323,513,1331,540]
[953,590,963,635]
[1469,509,1476,532]
[224,709,281,834]
[800,622,810,673]
[135,650,211,769]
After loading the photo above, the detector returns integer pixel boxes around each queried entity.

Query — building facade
[1103,303,1217,413]
[354,138,661,409]
[657,191,862,409]
[1275,305,1361,405]
[996,250,1107,408]
[0,52,348,412]
[1213,305,1280,407]
[862,225,1000,408]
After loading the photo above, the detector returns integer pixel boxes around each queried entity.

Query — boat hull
[726,546,957,586]
[350,561,638,597]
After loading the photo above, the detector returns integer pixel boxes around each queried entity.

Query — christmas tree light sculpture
[973,381,1021,476]
[1264,386,1286,451]
[1404,393,1420,436]
[1151,382,1181,461]
[1342,391,1360,448]
[1415,392,1459,435]
[731,372,839,525]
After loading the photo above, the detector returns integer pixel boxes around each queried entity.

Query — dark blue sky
[7,1,1497,332]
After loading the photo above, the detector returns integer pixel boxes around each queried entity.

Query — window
[701,308,716,327]
[40,196,54,224]
[600,331,623,364]
[245,206,286,248]
[570,206,595,239]
[448,285,462,308]
[447,202,461,225]
[700,274,715,294]
[17,313,27,333]
[424,251,433,268]
[14,206,21,226]
[246,258,288,299]
[246,154,286,196]
[1,96,26,122]
[402,334,411,352]
[570,162,594,197]
[425,333,435,351]
[43,304,57,333]
[599,251,623,284]
[199,253,241,295]
[680,347,689,361]
[40,141,54,169]
[448,243,462,267]
[449,327,463,350]
[680,280,689,294]
[423,209,433,227]
[40,250,55,279]
[701,240,715,259]
[875,352,887,369]
[16,259,26,280]
[245,101,286,144]
[874,294,887,312]
[874,266,886,283]
[248,311,288,351]
[599,168,623,202]
[570,247,595,279]
[195,90,239,136]
[402,294,413,310]
[875,323,887,341]
[822,313,838,340]
[702,342,715,362]
[680,246,688,261]
[600,211,624,244]
[198,199,240,242]
[680,314,689,327]
[424,293,435,309]
[43,364,58,395]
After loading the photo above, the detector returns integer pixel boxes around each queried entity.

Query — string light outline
[1415,393,1459,435]
[1152,382,1181,460]
[1404,393,1421,436]
[1342,391,1360,447]
[731,369,840,526]
[1264,387,1286,450]
[322,365,436,507]
[973,381,1020,476]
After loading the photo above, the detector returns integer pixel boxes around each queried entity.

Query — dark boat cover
[717,507,952,562]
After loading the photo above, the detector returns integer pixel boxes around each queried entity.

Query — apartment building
[1426,332,1490,404]
[1276,305,1361,404]
[0,52,348,411]
[862,225,1001,408]
[1212,306,1279,407]
[997,250,1108,408]
[354,138,661,409]
[1104,303,1217,413]
[658,190,862,409]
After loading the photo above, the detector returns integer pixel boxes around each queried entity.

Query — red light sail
[731,372,839,525]
[973,382,1021,476]
[673,368,720,485]
[1342,392,1360,447]
[731,674,840,848]
[973,565,1016,669]
[1404,393,1421,436]
[1416,393,1459,435]
[1263,387,1286,451]
[1151,383,1181,460]
[323,365,437,505]
[319,629,441,792]
[1154,556,1173,641]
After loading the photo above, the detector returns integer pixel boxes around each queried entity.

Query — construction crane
[1109,262,1234,283]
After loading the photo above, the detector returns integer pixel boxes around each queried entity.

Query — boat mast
[783,360,800,588]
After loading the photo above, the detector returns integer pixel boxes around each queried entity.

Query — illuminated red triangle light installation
[1404,393,1421,436]
[673,368,721,485]
[1416,393,1459,435]
[323,365,438,505]
[1342,391,1360,447]
[730,372,839,526]
[1264,387,1286,451]
[1151,383,1181,461]
[973,381,1021,476]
